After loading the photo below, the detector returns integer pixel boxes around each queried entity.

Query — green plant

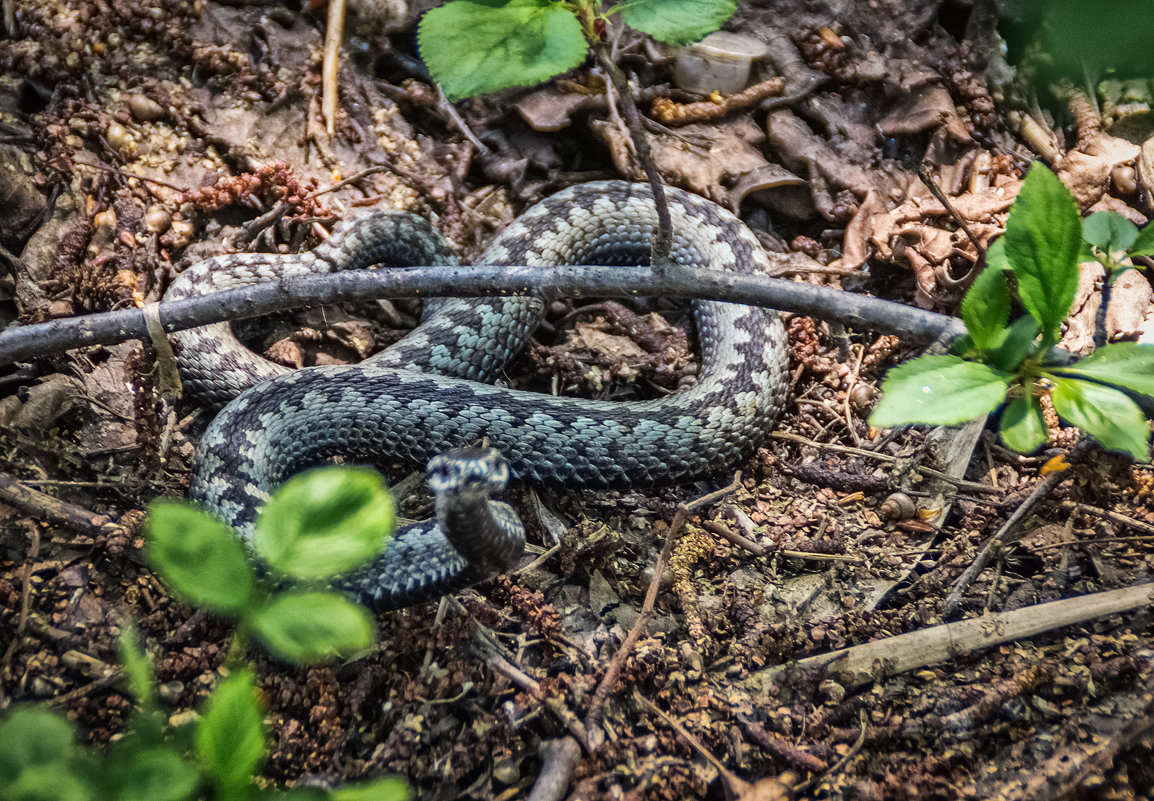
[417,0,737,101]
[1082,209,1154,277]
[871,163,1154,461]
[0,467,405,801]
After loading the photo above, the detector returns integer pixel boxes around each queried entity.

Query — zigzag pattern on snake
[166,181,791,610]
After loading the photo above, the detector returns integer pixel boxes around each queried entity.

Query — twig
[917,164,984,257]
[1057,500,1154,537]
[638,692,769,794]
[1013,661,1154,801]
[322,0,346,134]
[593,44,672,270]
[479,629,589,748]
[0,470,128,537]
[303,165,391,200]
[436,87,491,155]
[73,160,189,194]
[526,737,582,801]
[735,712,829,774]
[699,519,863,563]
[45,670,125,709]
[795,711,866,793]
[941,441,1093,618]
[584,474,742,746]
[0,523,39,698]
[769,430,997,494]
[0,264,966,367]
[753,582,1154,692]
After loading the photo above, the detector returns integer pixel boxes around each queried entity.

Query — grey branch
[0,264,966,366]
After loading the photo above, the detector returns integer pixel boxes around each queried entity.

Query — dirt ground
[2,0,1154,799]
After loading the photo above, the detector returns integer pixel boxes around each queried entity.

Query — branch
[593,44,673,270]
[752,582,1154,692]
[0,264,966,366]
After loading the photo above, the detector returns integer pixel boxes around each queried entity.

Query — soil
[2,0,1154,799]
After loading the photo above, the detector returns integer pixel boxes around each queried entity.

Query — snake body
[168,182,790,609]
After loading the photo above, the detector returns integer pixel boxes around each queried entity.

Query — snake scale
[167,181,790,610]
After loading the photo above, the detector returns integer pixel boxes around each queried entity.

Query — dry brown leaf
[1056,133,1140,209]
[515,87,603,132]
[877,84,971,142]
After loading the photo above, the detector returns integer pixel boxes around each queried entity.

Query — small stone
[819,679,846,703]
[127,94,166,122]
[492,758,520,785]
[144,204,171,234]
[47,300,74,318]
[157,680,184,704]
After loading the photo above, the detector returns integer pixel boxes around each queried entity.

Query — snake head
[427,447,510,497]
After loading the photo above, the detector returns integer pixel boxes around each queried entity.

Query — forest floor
[2,0,1154,799]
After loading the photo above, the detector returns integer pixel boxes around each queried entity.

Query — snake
[166,181,791,610]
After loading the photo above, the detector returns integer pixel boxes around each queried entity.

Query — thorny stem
[593,44,674,271]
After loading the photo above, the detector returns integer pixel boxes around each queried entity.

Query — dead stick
[0,523,39,700]
[0,264,967,367]
[0,470,126,537]
[753,581,1154,692]
[593,44,672,270]
[941,441,1093,618]
[526,737,583,801]
[584,474,742,745]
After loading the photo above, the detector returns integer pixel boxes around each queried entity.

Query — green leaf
[1130,220,1154,258]
[1048,342,1154,398]
[985,236,1010,272]
[870,355,1011,427]
[0,708,76,783]
[108,748,200,801]
[1082,211,1138,254]
[985,314,1040,372]
[951,332,977,359]
[254,467,395,581]
[418,0,587,101]
[619,0,738,46]
[330,776,411,801]
[251,592,376,663]
[1050,377,1151,461]
[1002,164,1082,338]
[196,669,266,793]
[961,265,1011,352]
[1000,391,1048,453]
[4,764,93,801]
[146,500,255,614]
[118,626,155,710]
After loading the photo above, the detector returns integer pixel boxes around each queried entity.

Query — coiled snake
[167,181,790,610]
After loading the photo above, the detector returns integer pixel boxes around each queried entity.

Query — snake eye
[427,447,509,495]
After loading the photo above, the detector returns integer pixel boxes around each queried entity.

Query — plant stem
[592,44,673,272]
[224,617,253,672]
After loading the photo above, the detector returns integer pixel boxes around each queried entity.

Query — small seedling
[417,0,738,101]
[0,466,407,801]
[871,163,1154,460]
[1082,208,1154,278]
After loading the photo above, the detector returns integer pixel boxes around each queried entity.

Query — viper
[166,181,790,609]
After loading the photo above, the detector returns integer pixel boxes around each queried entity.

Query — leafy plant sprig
[0,467,406,801]
[1082,208,1154,277]
[417,0,737,101]
[871,163,1154,461]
